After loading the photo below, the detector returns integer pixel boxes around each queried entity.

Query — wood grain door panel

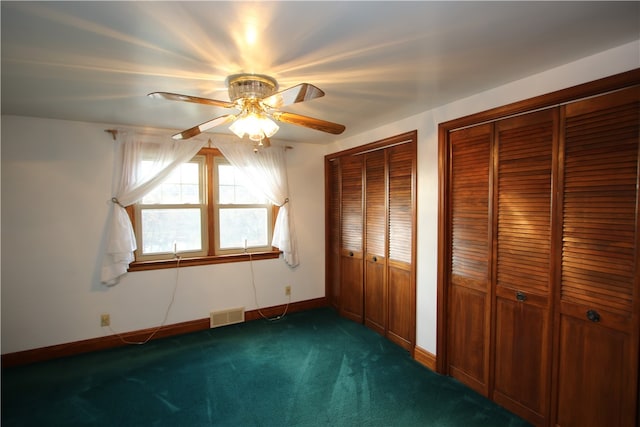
[340,155,364,322]
[387,261,413,350]
[364,150,387,335]
[556,314,632,427]
[554,86,639,427]
[341,250,364,322]
[494,295,550,425]
[493,109,556,426]
[387,142,416,349]
[448,123,492,395]
[364,254,385,334]
[448,283,490,395]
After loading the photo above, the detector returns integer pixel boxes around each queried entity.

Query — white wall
[327,40,640,355]
[2,40,638,356]
[1,117,327,354]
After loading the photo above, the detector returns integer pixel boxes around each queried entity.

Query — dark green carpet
[2,308,530,426]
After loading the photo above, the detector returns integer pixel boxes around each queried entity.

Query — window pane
[219,208,268,249]
[219,186,235,204]
[218,164,235,186]
[180,162,199,184]
[217,163,266,204]
[142,161,201,204]
[141,208,202,254]
[235,186,259,204]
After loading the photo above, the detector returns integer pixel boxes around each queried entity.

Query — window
[129,148,278,270]
[215,157,272,254]
[137,156,207,259]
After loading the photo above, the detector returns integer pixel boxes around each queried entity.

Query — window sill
[127,250,282,272]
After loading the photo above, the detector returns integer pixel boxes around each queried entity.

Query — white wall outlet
[100,313,110,327]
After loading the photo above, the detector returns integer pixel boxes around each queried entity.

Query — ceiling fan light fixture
[151,73,344,141]
[226,74,278,102]
[229,111,279,141]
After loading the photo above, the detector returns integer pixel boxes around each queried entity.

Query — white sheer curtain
[101,131,208,285]
[213,140,299,267]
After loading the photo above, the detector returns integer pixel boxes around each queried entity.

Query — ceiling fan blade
[172,114,236,140]
[262,84,324,109]
[272,111,345,135]
[149,92,236,109]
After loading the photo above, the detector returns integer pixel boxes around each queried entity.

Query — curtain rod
[104,128,293,149]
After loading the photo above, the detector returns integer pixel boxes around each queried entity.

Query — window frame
[126,147,280,271]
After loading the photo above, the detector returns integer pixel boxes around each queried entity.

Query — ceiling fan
[148,74,346,144]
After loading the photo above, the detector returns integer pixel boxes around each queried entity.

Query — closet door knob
[515,291,527,302]
[586,309,600,323]
[349,251,354,257]
[373,256,378,262]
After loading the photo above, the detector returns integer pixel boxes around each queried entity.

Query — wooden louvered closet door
[447,123,493,396]
[364,150,387,335]
[339,155,364,323]
[440,73,639,427]
[386,142,416,350]
[326,131,417,353]
[554,86,639,427]
[493,109,557,426]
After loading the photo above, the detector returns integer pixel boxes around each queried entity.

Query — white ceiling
[2,1,638,144]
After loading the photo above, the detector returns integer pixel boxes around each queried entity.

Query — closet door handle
[515,291,527,302]
[349,251,354,257]
[586,309,600,323]
[373,256,378,262]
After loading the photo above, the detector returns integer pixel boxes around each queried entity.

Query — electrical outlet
[285,285,291,296]
[100,314,110,327]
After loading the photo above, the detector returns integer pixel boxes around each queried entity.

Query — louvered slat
[388,143,414,263]
[328,159,341,307]
[561,96,639,317]
[366,150,386,256]
[451,126,491,284]
[340,156,363,252]
[496,112,554,295]
[329,160,341,250]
